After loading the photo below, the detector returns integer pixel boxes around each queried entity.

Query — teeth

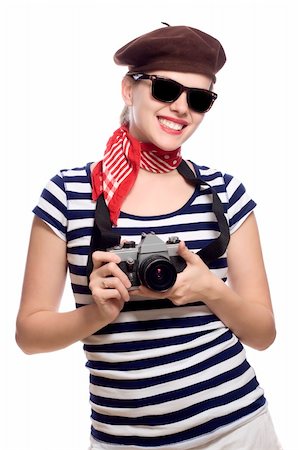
[159,118,184,131]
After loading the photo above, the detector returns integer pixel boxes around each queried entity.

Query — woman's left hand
[130,241,219,305]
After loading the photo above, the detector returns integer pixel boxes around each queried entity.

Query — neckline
[86,160,202,220]
[118,185,199,221]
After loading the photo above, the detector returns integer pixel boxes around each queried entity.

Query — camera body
[107,232,186,291]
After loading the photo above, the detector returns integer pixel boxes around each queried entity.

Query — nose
[169,92,189,115]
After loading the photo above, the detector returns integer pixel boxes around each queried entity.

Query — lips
[158,116,188,132]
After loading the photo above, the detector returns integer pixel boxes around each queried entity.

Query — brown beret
[113,25,226,83]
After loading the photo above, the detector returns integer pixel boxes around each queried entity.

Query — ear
[121,76,134,106]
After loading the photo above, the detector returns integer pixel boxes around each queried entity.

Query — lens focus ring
[138,255,177,291]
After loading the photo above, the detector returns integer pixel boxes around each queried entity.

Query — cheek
[185,114,205,138]
[194,114,205,127]
[131,96,156,127]
[129,101,156,141]
[131,104,148,127]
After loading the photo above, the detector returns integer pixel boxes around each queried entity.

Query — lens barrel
[138,255,177,291]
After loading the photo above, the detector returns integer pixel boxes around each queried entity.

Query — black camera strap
[86,160,230,278]
[177,160,230,264]
[86,193,121,279]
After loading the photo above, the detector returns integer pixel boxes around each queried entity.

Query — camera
[107,232,187,291]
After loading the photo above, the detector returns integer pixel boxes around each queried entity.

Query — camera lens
[138,255,177,291]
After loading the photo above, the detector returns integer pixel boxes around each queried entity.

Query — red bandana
[91,126,182,225]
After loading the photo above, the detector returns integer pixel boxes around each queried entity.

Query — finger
[91,278,130,304]
[177,241,201,265]
[101,277,131,302]
[92,286,123,304]
[130,285,168,299]
[99,262,131,289]
[90,266,131,298]
[90,253,131,289]
[92,250,121,269]
[102,279,110,289]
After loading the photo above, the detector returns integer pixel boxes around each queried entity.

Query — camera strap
[86,160,230,278]
[86,193,121,279]
[177,160,230,264]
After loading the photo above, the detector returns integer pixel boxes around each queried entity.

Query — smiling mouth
[158,117,186,131]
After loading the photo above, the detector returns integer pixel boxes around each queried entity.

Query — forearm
[204,278,276,350]
[16,303,107,354]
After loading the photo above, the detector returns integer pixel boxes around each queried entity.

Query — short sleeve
[33,172,68,241]
[224,173,256,234]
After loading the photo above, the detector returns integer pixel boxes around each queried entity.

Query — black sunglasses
[128,73,217,113]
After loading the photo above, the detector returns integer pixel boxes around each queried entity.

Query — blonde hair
[120,105,130,125]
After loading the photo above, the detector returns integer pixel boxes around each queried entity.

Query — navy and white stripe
[33,161,266,449]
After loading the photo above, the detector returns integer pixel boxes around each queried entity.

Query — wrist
[80,302,112,333]
[200,275,228,304]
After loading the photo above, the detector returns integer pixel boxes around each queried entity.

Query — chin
[158,135,188,150]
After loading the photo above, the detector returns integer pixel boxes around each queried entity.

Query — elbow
[240,315,277,351]
[15,330,37,355]
[15,320,41,355]
[259,329,277,351]
[250,326,277,351]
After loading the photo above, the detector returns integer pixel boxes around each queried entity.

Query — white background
[1,0,298,449]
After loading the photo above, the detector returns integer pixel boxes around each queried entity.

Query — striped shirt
[33,161,266,449]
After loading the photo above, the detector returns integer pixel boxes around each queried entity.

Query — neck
[140,141,180,154]
[138,166,179,177]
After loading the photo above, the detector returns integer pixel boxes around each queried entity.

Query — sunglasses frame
[128,72,218,113]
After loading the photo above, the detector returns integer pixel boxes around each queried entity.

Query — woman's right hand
[89,251,132,322]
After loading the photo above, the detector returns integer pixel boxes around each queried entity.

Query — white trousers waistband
[88,408,283,450]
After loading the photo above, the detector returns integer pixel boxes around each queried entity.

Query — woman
[16,24,282,449]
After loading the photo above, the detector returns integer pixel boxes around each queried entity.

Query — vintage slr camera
[107,232,187,291]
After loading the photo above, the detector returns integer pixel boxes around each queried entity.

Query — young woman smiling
[16,24,282,450]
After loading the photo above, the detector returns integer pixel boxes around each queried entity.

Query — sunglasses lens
[149,76,216,113]
[152,79,181,103]
[188,90,215,113]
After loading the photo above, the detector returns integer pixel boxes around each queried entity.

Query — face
[121,70,213,150]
